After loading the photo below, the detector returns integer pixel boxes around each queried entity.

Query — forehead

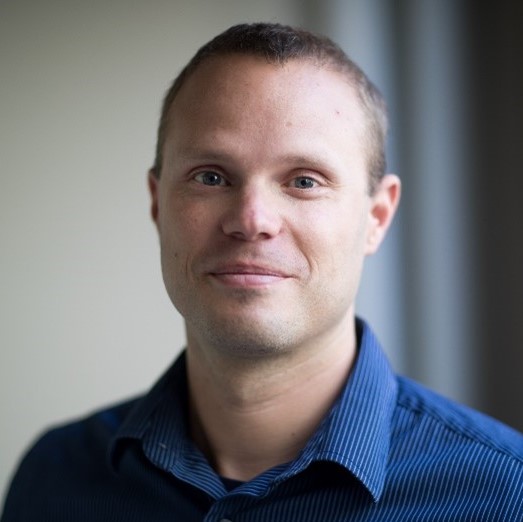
[171,54,364,125]
[163,55,368,172]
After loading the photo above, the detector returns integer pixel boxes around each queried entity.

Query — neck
[185,320,357,481]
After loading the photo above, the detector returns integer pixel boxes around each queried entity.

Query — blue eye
[194,171,227,186]
[293,176,317,189]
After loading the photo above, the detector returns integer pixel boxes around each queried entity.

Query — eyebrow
[176,147,338,172]
[176,147,234,162]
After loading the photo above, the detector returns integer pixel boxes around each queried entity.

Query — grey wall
[469,2,523,431]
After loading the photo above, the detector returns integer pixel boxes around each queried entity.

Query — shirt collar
[108,355,189,470]
[109,318,397,502]
[284,318,398,502]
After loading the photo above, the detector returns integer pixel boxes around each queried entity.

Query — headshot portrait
[2,2,523,520]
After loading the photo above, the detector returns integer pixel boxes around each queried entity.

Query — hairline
[151,35,387,194]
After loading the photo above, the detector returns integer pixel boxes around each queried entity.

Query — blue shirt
[3,319,523,521]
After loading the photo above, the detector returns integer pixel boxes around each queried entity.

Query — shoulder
[2,397,141,519]
[396,376,523,459]
[390,376,523,514]
[29,396,141,463]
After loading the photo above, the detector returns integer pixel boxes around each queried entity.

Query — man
[2,22,522,521]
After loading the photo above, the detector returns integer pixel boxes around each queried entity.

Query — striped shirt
[3,319,523,521]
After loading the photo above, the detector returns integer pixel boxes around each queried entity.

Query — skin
[149,55,400,480]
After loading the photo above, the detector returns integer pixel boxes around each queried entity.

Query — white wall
[0,0,304,501]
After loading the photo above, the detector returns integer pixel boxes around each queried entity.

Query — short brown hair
[151,22,388,193]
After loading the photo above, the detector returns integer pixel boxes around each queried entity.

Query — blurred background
[1,0,522,502]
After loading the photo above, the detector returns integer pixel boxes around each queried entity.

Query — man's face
[150,55,396,357]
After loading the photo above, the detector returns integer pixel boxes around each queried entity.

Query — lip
[208,264,290,288]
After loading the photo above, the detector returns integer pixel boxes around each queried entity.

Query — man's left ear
[365,174,401,255]
[148,169,160,230]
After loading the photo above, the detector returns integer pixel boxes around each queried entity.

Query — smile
[209,265,290,288]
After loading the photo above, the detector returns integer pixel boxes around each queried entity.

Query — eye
[293,176,318,189]
[193,170,228,186]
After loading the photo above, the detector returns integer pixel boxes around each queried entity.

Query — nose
[221,184,282,241]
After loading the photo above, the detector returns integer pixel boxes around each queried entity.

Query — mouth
[208,264,290,288]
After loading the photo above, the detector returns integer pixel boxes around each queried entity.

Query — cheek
[160,200,204,245]
[302,204,368,273]
[159,201,220,281]
[311,200,363,239]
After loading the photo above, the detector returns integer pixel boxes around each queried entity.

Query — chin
[195,313,298,359]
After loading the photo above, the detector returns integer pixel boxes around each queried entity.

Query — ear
[148,169,160,229]
[365,174,401,255]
